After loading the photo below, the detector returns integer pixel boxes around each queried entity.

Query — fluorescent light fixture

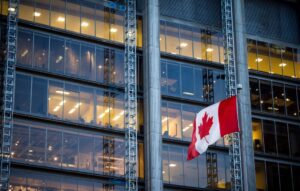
[180,42,188,48]
[110,28,118,33]
[171,52,177,55]
[267,107,279,111]
[183,92,194,96]
[57,16,65,22]
[33,12,41,17]
[279,63,287,67]
[74,103,81,108]
[286,98,290,102]
[206,48,214,52]
[53,156,58,161]
[48,146,53,151]
[98,113,106,119]
[162,117,168,123]
[68,108,75,114]
[196,57,201,60]
[98,65,102,69]
[21,49,28,57]
[56,90,70,95]
[8,7,15,12]
[59,100,66,106]
[55,56,63,63]
[169,163,177,167]
[255,58,263,62]
[53,106,60,112]
[28,149,33,153]
[81,21,89,27]
[183,126,190,132]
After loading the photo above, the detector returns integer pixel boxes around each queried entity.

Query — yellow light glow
[8,7,15,12]
[56,90,70,95]
[81,21,89,27]
[162,117,168,123]
[180,42,188,48]
[279,63,287,67]
[206,48,214,52]
[255,58,263,62]
[33,12,41,17]
[57,17,65,22]
[110,28,118,33]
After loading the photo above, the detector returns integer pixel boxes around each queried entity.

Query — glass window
[160,21,166,52]
[161,61,167,94]
[289,124,300,158]
[263,120,277,155]
[78,180,93,191]
[167,102,182,139]
[247,39,257,70]
[110,92,124,129]
[194,69,204,101]
[279,164,292,191]
[193,28,206,60]
[50,0,66,29]
[266,162,280,191]
[66,0,80,33]
[79,86,94,124]
[250,78,260,110]
[260,80,272,113]
[282,47,295,77]
[169,145,183,185]
[12,124,29,160]
[63,84,80,122]
[110,50,124,85]
[285,85,298,117]
[162,145,170,182]
[218,33,225,64]
[256,41,270,73]
[198,154,207,188]
[103,138,124,176]
[167,63,180,96]
[166,22,179,55]
[216,153,228,189]
[181,66,194,99]
[93,135,103,173]
[78,133,93,171]
[293,165,300,191]
[162,101,168,137]
[46,129,62,166]
[81,44,95,80]
[276,122,289,156]
[96,89,110,127]
[95,4,109,39]
[206,31,220,63]
[19,0,34,21]
[48,80,64,119]
[81,2,95,36]
[34,34,49,70]
[50,37,65,73]
[62,132,78,169]
[213,72,226,102]
[61,177,77,190]
[272,83,285,115]
[182,104,196,141]
[183,148,198,187]
[31,77,47,115]
[96,48,109,83]
[252,119,264,152]
[65,40,80,76]
[179,25,193,57]
[35,0,50,25]
[255,161,266,191]
[110,10,124,43]
[114,138,125,176]
[15,73,31,112]
[17,30,33,66]
[29,127,46,163]
[295,49,300,78]
[270,44,282,75]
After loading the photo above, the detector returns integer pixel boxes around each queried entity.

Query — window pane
[160,21,166,52]
[194,69,204,101]
[263,120,277,154]
[213,72,226,102]
[17,30,33,66]
[31,77,47,115]
[66,0,80,33]
[282,47,295,77]
[161,61,167,94]
[19,0,34,21]
[110,10,124,43]
[34,34,49,70]
[198,154,207,188]
[260,81,272,113]
[110,92,124,129]
[95,4,109,39]
[50,37,65,73]
[81,2,95,36]
[96,89,110,127]
[272,83,285,115]
[62,133,78,169]
[247,39,257,70]
[179,25,193,57]
[162,145,169,182]
[35,0,50,25]
[110,50,124,85]
[289,124,300,158]
[270,44,282,75]
[250,78,260,110]
[78,133,93,171]
[46,129,62,166]
[255,161,266,191]
[79,86,94,124]
[48,80,64,119]
[167,63,180,96]
[168,102,182,139]
[12,124,29,160]
[295,49,300,78]
[65,40,80,76]
[169,145,183,185]
[257,41,270,73]
[206,31,220,63]
[93,135,103,173]
[166,22,179,55]
[293,166,300,191]
[113,138,125,176]
[285,86,298,117]
[183,148,198,187]
[50,0,66,29]
[182,104,196,141]
[81,44,95,80]
[252,119,264,152]
[216,153,227,189]
[63,83,80,122]
[162,101,168,137]
[181,66,194,99]
[266,162,280,191]
[29,127,46,163]
[15,73,31,112]
[279,164,292,191]
[78,180,93,191]
[276,122,289,156]
[193,29,206,60]
[96,48,109,83]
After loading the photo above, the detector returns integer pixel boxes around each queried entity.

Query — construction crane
[0,0,18,190]
[221,0,243,190]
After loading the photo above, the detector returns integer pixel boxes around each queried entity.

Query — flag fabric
[187,96,239,160]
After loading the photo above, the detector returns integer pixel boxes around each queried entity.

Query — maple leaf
[198,112,213,143]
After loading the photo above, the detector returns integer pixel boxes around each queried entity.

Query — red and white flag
[187,96,239,160]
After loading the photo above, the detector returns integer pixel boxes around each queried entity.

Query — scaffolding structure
[0,0,18,190]
[221,0,243,190]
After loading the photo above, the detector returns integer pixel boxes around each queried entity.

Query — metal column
[221,0,243,190]
[0,0,18,190]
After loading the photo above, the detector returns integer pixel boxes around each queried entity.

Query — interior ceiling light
[279,63,287,67]
[21,49,28,57]
[110,28,118,33]
[81,21,89,27]
[169,163,177,167]
[206,48,214,52]
[57,16,65,22]
[55,90,70,95]
[33,12,41,17]
[8,7,15,12]
[180,42,188,48]
[255,58,263,62]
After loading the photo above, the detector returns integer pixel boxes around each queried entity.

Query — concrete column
[142,0,162,191]
[233,0,256,191]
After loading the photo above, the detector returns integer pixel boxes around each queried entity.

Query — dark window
[198,154,207,188]
[34,34,49,70]
[31,77,47,115]
[11,124,29,160]
[263,120,277,154]
[95,47,108,83]
[29,127,46,163]
[78,134,94,171]
[289,124,300,158]
[276,122,290,156]
[285,85,298,117]
[183,148,198,187]
[162,145,169,183]
[80,44,95,80]
[46,129,62,166]
[194,69,204,101]
[62,133,78,169]
[260,81,273,113]
[250,78,260,110]
[17,30,33,66]
[65,40,80,76]
[15,73,31,112]
[181,66,194,99]
[161,61,167,94]
[272,83,285,115]
[50,37,65,73]
[293,165,300,191]
[266,162,280,191]
[167,63,180,96]
[255,161,266,191]
[213,72,225,102]
[110,50,124,86]
[279,164,292,191]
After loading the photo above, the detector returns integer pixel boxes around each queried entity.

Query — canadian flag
[187,96,239,160]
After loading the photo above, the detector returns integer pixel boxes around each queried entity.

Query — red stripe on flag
[187,119,200,160]
[218,96,239,136]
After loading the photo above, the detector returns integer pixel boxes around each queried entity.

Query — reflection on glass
[14,74,31,112]
[167,63,180,96]
[47,129,62,166]
[96,90,110,127]
[34,34,49,69]
[182,104,196,141]
[65,40,80,76]
[62,133,78,169]
[161,102,168,137]
[11,124,29,160]
[95,4,110,39]
[183,148,198,187]
[181,66,194,99]
[110,50,124,85]
[206,31,220,63]
[81,45,95,80]
[78,133,93,171]
[63,84,80,122]
[31,77,47,115]
[50,37,64,73]
[260,81,272,113]
[169,146,183,185]
[29,128,46,163]
[250,79,260,110]
[193,29,206,60]
[272,83,285,114]
[17,30,33,66]
[110,10,124,43]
